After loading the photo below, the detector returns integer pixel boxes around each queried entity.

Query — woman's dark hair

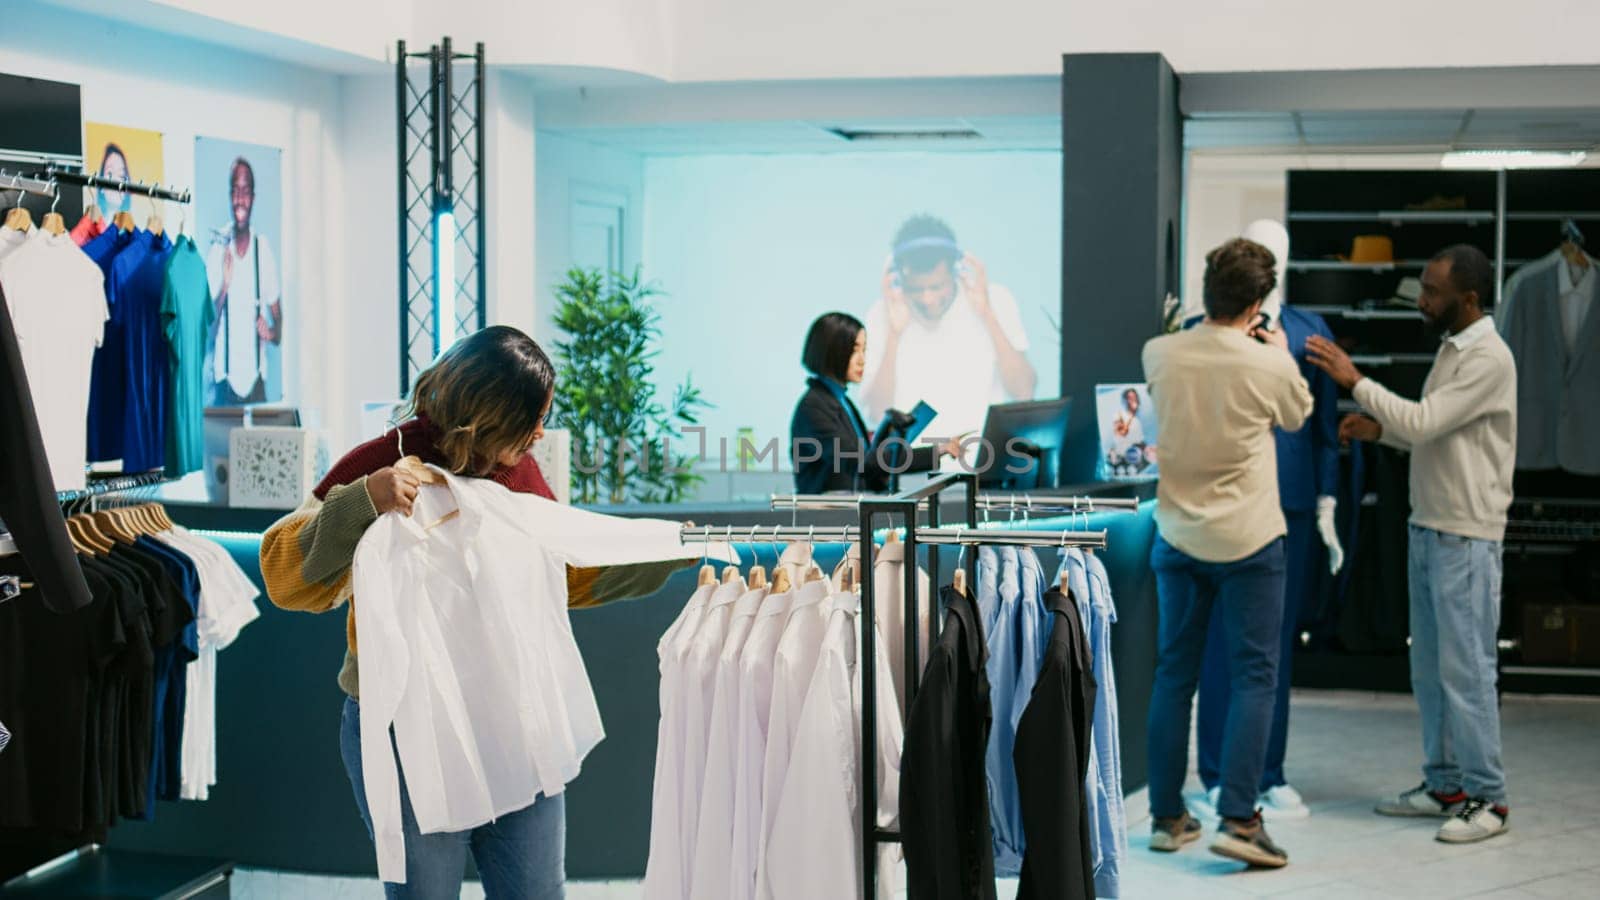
[397,325,556,475]
[802,312,865,382]
[1203,237,1277,322]
[98,143,127,176]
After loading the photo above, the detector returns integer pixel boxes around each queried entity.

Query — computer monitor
[976,397,1072,489]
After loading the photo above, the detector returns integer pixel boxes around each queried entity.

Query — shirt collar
[1443,315,1495,351]
[1559,255,1595,294]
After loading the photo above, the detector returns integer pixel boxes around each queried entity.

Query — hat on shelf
[1340,235,1395,265]
[1382,276,1423,308]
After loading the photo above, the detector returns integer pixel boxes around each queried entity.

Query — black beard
[1422,300,1459,340]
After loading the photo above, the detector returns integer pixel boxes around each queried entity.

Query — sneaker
[1260,784,1312,820]
[1437,799,1509,844]
[1150,811,1203,852]
[1375,782,1467,818]
[1209,811,1289,868]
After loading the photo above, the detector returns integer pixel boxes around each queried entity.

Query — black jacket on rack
[0,284,91,613]
[790,376,938,493]
[901,584,997,900]
[1014,585,1097,900]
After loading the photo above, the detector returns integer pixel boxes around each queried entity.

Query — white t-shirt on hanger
[0,229,109,491]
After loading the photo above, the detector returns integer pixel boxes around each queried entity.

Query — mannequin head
[1241,218,1289,321]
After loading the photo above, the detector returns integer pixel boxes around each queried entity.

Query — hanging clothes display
[350,466,721,885]
[161,237,216,478]
[901,583,998,900]
[0,494,257,834]
[1013,585,1096,900]
[649,541,908,900]
[0,227,108,492]
[0,283,93,613]
[1499,246,1600,474]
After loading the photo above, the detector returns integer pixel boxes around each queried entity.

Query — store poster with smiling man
[195,136,285,406]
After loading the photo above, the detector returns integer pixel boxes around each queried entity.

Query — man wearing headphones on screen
[861,215,1037,453]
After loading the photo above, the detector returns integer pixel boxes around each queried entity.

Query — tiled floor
[232,690,1600,899]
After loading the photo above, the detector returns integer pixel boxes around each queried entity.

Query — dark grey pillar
[1059,52,1182,799]
[1060,53,1182,485]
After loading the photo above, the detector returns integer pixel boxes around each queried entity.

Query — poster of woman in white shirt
[196,136,284,406]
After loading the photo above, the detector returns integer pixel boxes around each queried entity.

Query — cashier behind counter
[790,312,963,493]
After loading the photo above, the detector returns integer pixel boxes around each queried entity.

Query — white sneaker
[1375,783,1467,818]
[1436,799,1509,844]
[1259,784,1311,820]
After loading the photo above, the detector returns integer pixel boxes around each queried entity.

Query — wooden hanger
[770,566,792,594]
[145,503,177,532]
[64,516,100,556]
[4,204,32,232]
[721,565,742,585]
[70,513,116,554]
[952,567,968,598]
[91,507,140,543]
[394,455,445,485]
[698,563,717,586]
[748,564,767,590]
[111,209,135,232]
[145,195,163,237]
[885,531,900,544]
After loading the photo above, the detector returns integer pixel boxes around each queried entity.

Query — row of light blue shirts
[977,545,1126,898]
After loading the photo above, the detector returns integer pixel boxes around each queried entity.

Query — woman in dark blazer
[790,312,958,493]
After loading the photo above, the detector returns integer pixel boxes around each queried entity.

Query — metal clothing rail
[975,492,1141,513]
[56,472,178,507]
[43,166,192,204]
[0,169,59,198]
[682,475,1116,896]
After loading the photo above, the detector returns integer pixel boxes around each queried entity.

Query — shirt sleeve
[1352,351,1502,448]
[1269,353,1314,433]
[859,299,891,421]
[258,478,379,614]
[258,237,282,306]
[986,284,1030,353]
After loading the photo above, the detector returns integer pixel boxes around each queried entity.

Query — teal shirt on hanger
[161,236,216,477]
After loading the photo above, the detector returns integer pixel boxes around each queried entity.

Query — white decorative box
[229,426,324,509]
[534,428,571,505]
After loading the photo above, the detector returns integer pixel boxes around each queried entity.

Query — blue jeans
[1407,525,1507,803]
[1197,512,1317,792]
[340,698,567,899]
[1147,535,1286,823]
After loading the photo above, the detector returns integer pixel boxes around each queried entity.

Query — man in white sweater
[1306,244,1517,845]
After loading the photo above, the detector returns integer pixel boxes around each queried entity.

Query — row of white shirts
[155,525,261,801]
[0,225,107,492]
[644,540,931,900]
[350,467,737,884]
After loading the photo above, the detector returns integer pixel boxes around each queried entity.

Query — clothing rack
[56,472,179,509]
[41,166,193,204]
[975,492,1141,514]
[0,169,59,199]
[681,473,1121,896]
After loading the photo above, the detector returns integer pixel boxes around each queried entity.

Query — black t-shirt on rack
[0,554,122,833]
[108,542,190,820]
[98,546,164,819]
[79,555,136,829]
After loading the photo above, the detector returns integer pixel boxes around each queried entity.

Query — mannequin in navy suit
[1191,220,1344,820]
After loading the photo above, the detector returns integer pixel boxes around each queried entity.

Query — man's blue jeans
[1407,525,1507,803]
[340,697,567,899]
[1147,534,1286,823]
[1197,511,1318,793]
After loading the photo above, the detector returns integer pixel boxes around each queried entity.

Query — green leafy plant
[551,267,710,504]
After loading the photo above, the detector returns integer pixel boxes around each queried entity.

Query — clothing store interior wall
[3,0,1600,897]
